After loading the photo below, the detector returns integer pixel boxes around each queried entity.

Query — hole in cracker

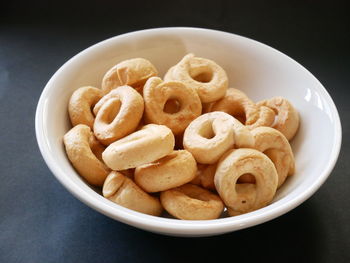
[104,99,121,124]
[191,71,213,83]
[237,173,256,184]
[198,120,216,139]
[163,99,181,114]
[235,114,246,125]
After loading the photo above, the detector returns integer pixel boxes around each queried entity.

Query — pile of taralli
[64,53,299,220]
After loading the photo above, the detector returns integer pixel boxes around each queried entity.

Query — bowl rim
[35,27,342,235]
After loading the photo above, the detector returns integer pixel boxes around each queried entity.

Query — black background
[1,1,349,262]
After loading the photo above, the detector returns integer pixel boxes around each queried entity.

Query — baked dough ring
[101,58,158,94]
[257,97,299,140]
[164,54,228,103]
[143,77,202,135]
[93,86,144,145]
[214,148,278,215]
[102,124,175,170]
[63,124,110,186]
[103,171,163,216]
[183,111,255,164]
[68,86,102,128]
[135,150,197,193]
[252,127,295,187]
[160,184,224,220]
[210,88,275,129]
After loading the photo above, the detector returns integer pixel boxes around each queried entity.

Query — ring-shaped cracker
[251,127,295,187]
[93,86,144,145]
[164,54,228,103]
[103,171,163,216]
[160,184,224,220]
[102,124,175,170]
[183,111,254,164]
[68,86,102,128]
[101,58,158,94]
[63,124,110,186]
[135,150,197,193]
[143,77,202,135]
[257,97,299,140]
[214,148,278,215]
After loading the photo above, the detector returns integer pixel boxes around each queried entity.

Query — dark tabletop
[1,1,349,262]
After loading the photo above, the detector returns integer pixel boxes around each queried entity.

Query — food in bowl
[63,53,299,220]
[35,28,341,236]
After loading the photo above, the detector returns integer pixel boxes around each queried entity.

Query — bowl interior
[36,28,341,236]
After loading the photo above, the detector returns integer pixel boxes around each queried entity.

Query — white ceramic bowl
[35,27,341,237]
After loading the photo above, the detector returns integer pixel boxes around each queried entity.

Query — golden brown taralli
[68,86,102,128]
[63,124,110,186]
[93,85,144,145]
[101,58,158,94]
[164,53,228,103]
[183,111,255,164]
[257,97,299,140]
[160,184,224,220]
[102,124,175,170]
[251,127,295,187]
[143,77,202,135]
[215,148,278,215]
[135,150,197,192]
[103,171,163,216]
